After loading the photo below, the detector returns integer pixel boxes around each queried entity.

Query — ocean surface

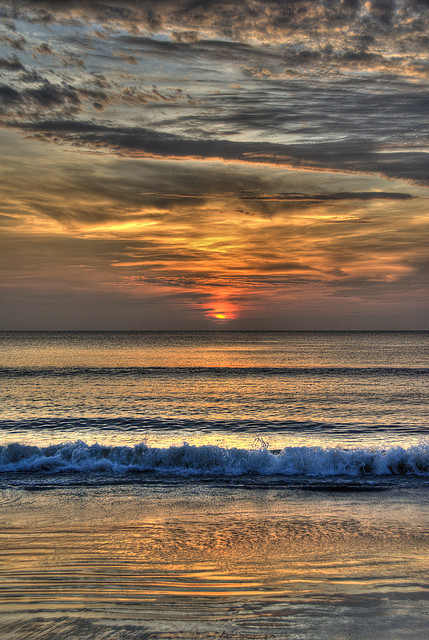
[0,331,428,639]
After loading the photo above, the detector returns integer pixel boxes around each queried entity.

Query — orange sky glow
[0,1,428,329]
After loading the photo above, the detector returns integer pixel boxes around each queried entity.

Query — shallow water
[1,481,428,639]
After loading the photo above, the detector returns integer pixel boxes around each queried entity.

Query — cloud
[112,51,138,65]
[0,34,26,50]
[0,0,426,188]
[0,0,428,328]
[118,86,184,105]
[7,117,428,185]
[4,1,427,40]
[238,192,414,202]
[33,42,54,55]
[0,81,81,118]
[0,55,25,70]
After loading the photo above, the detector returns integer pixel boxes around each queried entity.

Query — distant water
[0,331,428,479]
[1,332,428,639]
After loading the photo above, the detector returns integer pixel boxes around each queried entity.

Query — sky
[0,0,428,330]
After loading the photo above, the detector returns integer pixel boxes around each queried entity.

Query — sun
[203,297,238,321]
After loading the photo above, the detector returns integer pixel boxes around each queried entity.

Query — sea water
[0,331,428,639]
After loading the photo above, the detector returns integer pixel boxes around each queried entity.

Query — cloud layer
[0,0,428,328]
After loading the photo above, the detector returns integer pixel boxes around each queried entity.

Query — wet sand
[1,479,428,639]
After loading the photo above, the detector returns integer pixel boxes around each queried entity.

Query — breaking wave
[0,441,428,477]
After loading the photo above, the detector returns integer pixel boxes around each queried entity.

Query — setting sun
[204,297,239,321]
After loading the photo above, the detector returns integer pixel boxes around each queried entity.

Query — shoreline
[1,479,428,639]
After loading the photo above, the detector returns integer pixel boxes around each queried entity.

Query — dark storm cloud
[115,34,280,65]
[162,84,429,157]
[33,42,54,55]
[3,1,428,36]
[95,33,421,80]
[2,0,428,81]
[0,0,426,187]
[8,118,429,185]
[17,70,45,83]
[117,86,184,105]
[0,84,20,104]
[27,83,80,108]
[0,81,81,115]
[0,55,24,70]
[0,34,26,50]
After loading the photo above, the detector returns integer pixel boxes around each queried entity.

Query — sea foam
[0,441,428,477]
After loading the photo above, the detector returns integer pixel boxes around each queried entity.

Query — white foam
[0,441,428,477]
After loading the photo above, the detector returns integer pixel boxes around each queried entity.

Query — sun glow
[205,298,239,322]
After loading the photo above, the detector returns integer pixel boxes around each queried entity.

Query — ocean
[0,331,428,639]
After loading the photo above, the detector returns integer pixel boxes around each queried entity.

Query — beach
[0,331,428,639]
[2,1,428,636]
[1,475,428,639]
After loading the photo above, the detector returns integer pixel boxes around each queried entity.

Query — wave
[0,417,423,440]
[0,441,428,477]
[0,366,427,378]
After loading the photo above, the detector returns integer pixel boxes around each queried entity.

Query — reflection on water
[1,331,428,369]
[0,483,428,639]
[0,332,428,638]
[1,332,428,451]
